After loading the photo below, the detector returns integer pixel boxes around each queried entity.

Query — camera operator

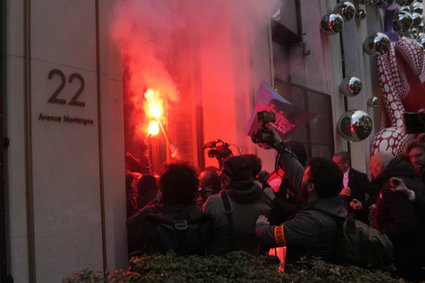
[268,139,308,225]
[250,111,306,223]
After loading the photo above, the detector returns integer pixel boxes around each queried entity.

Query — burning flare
[144,88,164,136]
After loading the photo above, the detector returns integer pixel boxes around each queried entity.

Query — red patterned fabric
[371,38,425,156]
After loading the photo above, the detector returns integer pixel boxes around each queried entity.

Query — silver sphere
[393,11,413,32]
[396,0,414,4]
[371,0,395,7]
[340,77,363,97]
[334,1,356,21]
[337,110,373,142]
[418,34,425,48]
[418,21,425,32]
[399,5,411,12]
[367,97,380,108]
[417,32,425,40]
[320,13,344,34]
[363,32,391,55]
[411,2,424,14]
[356,9,367,20]
[412,13,423,28]
[411,27,419,38]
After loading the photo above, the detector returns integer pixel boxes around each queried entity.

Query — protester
[404,138,425,183]
[370,151,425,281]
[127,161,208,257]
[256,157,346,264]
[196,166,222,206]
[203,156,272,256]
[273,140,308,222]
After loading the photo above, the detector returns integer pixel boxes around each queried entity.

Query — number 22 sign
[47,69,85,107]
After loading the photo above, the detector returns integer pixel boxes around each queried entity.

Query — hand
[256,215,270,225]
[340,186,351,197]
[263,186,276,200]
[265,124,283,147]
[390,177,414,199]
[350,199,363,210]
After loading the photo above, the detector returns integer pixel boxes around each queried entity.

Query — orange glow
[147,121,160,136]
[144,88,165,136]
[144,89,164,119]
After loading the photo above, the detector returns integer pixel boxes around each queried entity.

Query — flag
[246,82,317,140]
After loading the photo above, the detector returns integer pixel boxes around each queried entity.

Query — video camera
[202,139,233,170]
[251,111,276,146]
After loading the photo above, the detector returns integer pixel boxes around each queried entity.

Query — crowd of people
[125,128,425,282]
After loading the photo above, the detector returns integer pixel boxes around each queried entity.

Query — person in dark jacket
[196,166,222,206]
[137,174,159,210]
[256,157,347,264]
[127,162,208,257]
[267,140,307,225]
[332,151,376,223]
[203,156,272,256]
[370,151,425,281]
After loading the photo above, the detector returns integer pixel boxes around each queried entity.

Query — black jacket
[373,158,425,277]
[127,203,207,256]
[344,168,377,223]
[256,196,347,264]
[203,180,272,256]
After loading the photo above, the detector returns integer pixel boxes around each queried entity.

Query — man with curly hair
[255,157,347,264]
[127,161,208,257]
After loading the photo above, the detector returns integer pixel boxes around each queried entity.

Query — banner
[246,82,317,140]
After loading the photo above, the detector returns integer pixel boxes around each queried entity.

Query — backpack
[146,212,208,256]
[313,209,393,268]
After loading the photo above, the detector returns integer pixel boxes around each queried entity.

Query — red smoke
[111,0,280,169]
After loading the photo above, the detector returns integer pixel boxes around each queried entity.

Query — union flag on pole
[246,82,317,140]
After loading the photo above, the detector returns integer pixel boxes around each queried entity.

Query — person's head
[370,151,395,179]
[221,156,253,185]
[137,174,158,194]
[242,154,262,178]
[199,166,221,194]
[332,151,351,173]
[159,161,199,205]
[405,139,425,173]
[286,140,308,167]
[301,158,343,203]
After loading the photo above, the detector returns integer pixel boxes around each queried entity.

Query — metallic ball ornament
[337,110,373,142]
[396,0,414,4]
[320,13,344,34]
[411,13,423,28]
[367,97,380,108]
[418,21,425,32]
[411,27,419,38]
[411,2,424,14]
[363,32,391,55]
[417,33,425,48]
[356,9,367,21]
[399,5,411,12]
[340,77,363,97]
[334,1,356,21]
[393,11,413,32]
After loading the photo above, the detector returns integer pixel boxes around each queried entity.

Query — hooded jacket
[256,195,347,264]
[203,180,272,256]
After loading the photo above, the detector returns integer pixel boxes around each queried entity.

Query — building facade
[1,0,385,282]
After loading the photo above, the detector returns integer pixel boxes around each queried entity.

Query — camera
[202,139,233,170]
[251,111,276,145]
[403,112,425,134]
